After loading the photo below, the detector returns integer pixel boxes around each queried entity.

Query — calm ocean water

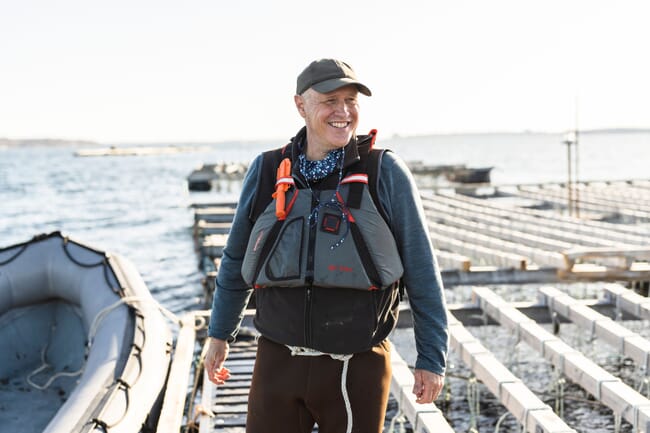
[2,131,649,432]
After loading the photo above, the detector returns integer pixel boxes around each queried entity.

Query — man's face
[295,85,360,155]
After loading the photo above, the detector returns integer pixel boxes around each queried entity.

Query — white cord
[287,345,354,432]
[88,295,181,348]
[27,294,180,391]
[340,357,353,433]
[26,310,84,390]
[26,345,84,390]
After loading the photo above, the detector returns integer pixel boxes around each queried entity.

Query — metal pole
[573,97,580,218]
[574,128,580,218]
[567,140,573,216]
[563,133,574,217]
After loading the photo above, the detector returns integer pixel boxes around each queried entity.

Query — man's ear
[294,94,306,118]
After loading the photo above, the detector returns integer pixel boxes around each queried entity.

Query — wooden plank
[603,283,650,321]
[586,184,650,207]
[157,313,198,433]
[424,207,577,251]
[422,190,649,242]
[199,340,256,433]
[435,249,472,271]
[515,186,650,222]
[448,313,576,432]
[194,207,236,223]
[429,227,529,269]
[540,286,650,371]
[201,234,229,257]
[563,246,650,269]
[429,220,567,268]
[389,349,454,433]
[473,286,650,431]
[442,267,562,287]
[422,197,618,248]
[195,221,233,235]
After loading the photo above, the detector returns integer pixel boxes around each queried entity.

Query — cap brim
[311,78,372,96]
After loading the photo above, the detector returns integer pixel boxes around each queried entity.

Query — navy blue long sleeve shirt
[208,149,449,375]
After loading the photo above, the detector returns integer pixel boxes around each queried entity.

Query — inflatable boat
[0,232,172,432]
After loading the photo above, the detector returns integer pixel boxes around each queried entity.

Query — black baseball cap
[296,58,372,96]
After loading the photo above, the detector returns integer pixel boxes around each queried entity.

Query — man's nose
[334,100,350,114]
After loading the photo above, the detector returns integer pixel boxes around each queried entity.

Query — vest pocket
[309,287,378,353]
[266,217,304,281]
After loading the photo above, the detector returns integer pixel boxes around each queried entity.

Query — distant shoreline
[2,128,650,148]
[0,138,99,148]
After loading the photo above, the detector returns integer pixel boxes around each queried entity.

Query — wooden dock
[169,178,650,432]
[193,180,650,289]
[187,161,491,192]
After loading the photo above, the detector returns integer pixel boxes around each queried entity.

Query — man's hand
[412,369,444,404]
[204,337,231,385]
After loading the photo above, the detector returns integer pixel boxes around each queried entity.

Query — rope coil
[287,345,354,433]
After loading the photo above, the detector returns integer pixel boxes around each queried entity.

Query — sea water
[1,131,649,432]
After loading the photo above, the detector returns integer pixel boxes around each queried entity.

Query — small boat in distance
[0,232,172,433]
[445,166,493,184]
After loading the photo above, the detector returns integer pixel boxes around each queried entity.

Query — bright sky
[2,1,649,143]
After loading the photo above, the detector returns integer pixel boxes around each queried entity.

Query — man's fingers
[413,369,445,404]
[205,337,230,386]
[210,367,231,385]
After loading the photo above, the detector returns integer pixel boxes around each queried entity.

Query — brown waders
[246,336,392,433]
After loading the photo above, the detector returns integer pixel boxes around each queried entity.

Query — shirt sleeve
[208,154,262,341]
[377,151,449,375]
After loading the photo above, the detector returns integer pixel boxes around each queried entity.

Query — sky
[1,0,649,143]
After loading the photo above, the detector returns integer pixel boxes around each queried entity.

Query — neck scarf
[298,148,343,182]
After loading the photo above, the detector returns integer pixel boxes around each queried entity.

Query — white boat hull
[0,232,172,432]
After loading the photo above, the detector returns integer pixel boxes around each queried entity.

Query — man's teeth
[330,122,349,128]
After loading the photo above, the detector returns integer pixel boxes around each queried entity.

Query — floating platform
[187,161,492,192]
[187,163,249,191]
[180,177,650,432]
[75,145,210,157]
[191,178,650,288]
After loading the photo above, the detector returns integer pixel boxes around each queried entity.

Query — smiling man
[205,58,449,433]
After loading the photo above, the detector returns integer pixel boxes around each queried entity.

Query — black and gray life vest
[241,129,404,354]
[241,133,404,292]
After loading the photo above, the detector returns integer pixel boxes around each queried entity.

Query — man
[205,58,448,433]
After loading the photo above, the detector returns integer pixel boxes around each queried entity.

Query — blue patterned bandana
[298,148,343,182]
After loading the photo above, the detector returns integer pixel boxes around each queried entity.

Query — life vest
[242,128,404,354]
[241,131,404,292]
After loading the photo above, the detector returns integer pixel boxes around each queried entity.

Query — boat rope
[61,238,107,268]
[0,243,29,265]
[194,314,207,331]
[552,375,566,418]
[387,407,407,433]
[493,411,514,433]
[82,295,177,430]
[637,375,650,398]
[28,296,180,396]
[466,376,480,433]
[26,316,85,390]
[184,342,214,433]
[88,295,181,348]
[26,344,85,390]
[614,412,622,433]
[287,345,354,433]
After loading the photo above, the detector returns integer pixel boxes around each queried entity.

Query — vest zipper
[305,287,312,347]
[304,192,318,347]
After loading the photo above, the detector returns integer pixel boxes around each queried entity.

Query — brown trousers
[246,336,392,433]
